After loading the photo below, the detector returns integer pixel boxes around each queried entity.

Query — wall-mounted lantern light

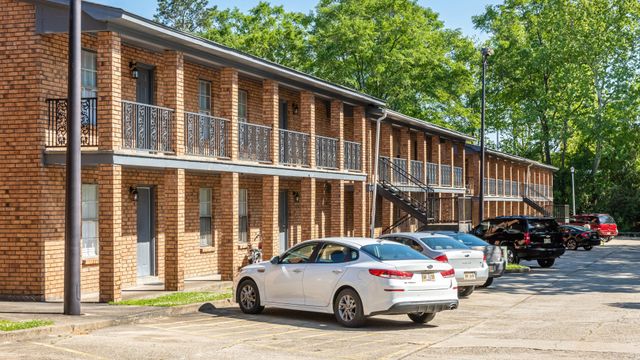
[129,186,138,201]
[129,61,139,79]
[293,191,301,203]
[292,102,299,115]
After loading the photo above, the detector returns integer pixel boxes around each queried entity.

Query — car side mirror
[270,256,280,265]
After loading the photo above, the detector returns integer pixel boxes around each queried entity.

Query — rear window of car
[454,234,489,247]
[420,237,469,250]
[527,219,559,232]
[598,215,615,224]
[361,243,429,261]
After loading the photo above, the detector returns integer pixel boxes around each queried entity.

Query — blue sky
[99,0,502,41]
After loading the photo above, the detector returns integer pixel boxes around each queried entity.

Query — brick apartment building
[0,0,555,302]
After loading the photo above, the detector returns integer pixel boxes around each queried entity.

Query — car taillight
[369,269,414,280]
[440,268,455,278]
[523,232,531,246]
[581,232,590,239]
[483,253,487,262]
[434,254,449,263]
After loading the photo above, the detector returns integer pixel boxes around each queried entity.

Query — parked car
[433,231,505,288]
[569,214,618,242]
[233,238,459,328]
[471,216,565,268]
[559,225,600,251]
[379,233,488,297]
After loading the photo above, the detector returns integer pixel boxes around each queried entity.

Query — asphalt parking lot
[2,239,639,360]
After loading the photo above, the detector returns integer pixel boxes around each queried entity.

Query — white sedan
[233,238,459,327]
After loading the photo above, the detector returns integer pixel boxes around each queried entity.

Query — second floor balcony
[122,100,174,153]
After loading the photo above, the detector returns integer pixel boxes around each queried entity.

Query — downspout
[369,109,387,238]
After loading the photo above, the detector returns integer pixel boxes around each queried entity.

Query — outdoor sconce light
[293,191,301,203]
[129,61,139,79]
[292,102,299,115]
[129,186,138,201]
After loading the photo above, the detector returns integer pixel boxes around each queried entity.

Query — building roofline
[385,110,474,141]
[465,144,559,171]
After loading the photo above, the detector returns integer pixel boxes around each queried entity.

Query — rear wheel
[505,246,519,264]
[238,280,264,314]
[584,245,593,251]
[481,277,494,288]
[566,238,578,250]
[458,286,475,297]
[333,288,365,328]
[408,312,436,324]
[537,258,555,268]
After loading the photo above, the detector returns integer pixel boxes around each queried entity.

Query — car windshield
[421,237,469,250]
[361,243,429,261]
[528,219,559,232]
[598,215,615,224]
[454,234,489,247]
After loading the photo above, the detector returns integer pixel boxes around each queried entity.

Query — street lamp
[570,166,576,216]
[478,47,493,224]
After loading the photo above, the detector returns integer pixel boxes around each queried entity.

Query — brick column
[301,178,317,240]
[263,79,279,163]
[353,106,366,174]
[219,172,239,280]
[221,68,239,160]
[400,128,411,164]
[97,32,122,151]
[381,123,393,229]
[353,181,367,237]
[417,132,426,181]
[331,100,344,170]
[429,136,441,185]
[164,168,185,291]
[301,91,315,168]
[163,50,184,155]
[98,164,122,302]
[330,180,345,236]
[261,176,279,259]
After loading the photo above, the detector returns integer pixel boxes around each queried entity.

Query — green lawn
[506,263,531,271]
[110,291,232,307]
[0,319,53,332]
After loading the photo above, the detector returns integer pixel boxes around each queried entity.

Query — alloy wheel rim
[507,249,515,263]
[338,295,357,322]
[240,284,256,309]
[567,239,577,249]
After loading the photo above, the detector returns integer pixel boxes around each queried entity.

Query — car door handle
[332,269,343,274]
[292,269,303,273]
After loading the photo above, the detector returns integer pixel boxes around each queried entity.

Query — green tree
[154,0,210,33]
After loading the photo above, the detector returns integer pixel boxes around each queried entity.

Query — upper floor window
[81,184,99,258]
[238,90,248,122]
[81,50,97,98]
[198,80,212,115]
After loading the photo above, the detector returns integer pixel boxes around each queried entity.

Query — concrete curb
[0,298,235,343]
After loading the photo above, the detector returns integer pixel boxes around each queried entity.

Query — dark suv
[471,216,565,268]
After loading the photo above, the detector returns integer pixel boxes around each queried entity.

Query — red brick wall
[238,75,264,125]
[183,61,221,115]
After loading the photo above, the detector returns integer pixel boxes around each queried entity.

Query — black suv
[471,216,565,268]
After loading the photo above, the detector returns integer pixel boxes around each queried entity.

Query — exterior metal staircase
[522,184,551,216]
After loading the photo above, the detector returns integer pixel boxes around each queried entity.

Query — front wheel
[537,258,555,268]
[334,288,365,328]
[584,245,593,251]
[408,312,436,324]
[481,277,494,288]
[566,238,578,250]
[238,280,264,314]
[458,286,475,297]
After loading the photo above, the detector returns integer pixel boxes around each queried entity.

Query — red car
[569,214,618,241]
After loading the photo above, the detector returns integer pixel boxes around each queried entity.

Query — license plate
[464,272,476,280]
[422,273,436,282]
[544,238,551,244]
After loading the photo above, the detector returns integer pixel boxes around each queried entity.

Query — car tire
[237,280,264,314]
[584,245,593,251]
[333,288,366,328]
[566,238,578,250]
[458,286,475,297]
[408,312,436,324]
[537,258,555,268]
[481,277,494,288]
[505,246,519,264]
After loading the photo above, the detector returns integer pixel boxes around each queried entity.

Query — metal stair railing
[379,157,435,193]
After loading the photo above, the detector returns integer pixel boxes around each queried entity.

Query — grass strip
[110,291,232,307]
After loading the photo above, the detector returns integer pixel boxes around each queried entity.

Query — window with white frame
[81,50,97,98]
[239,188,248,243]
[238,89,248,122]
[199,188,212,247]
[81,184,99,258]
[198,80,212,115]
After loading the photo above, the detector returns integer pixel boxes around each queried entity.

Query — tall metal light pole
[478,47,493,224]
[570,166,576,216]
[64,0,82,315]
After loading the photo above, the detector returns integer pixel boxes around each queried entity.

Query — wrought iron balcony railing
[392,158,409,184]
[185,112,229,158]
[315,135,337,169]
[426,162,438,185]
[239,122,271,162]
[46,98,98,147]
[279,129,309,166]
[440,164,452,187]
[454,166,463,188]
[122,100,174,152]
[410,160,424,183]
[497,179,504,196]
[344,141,361,171]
